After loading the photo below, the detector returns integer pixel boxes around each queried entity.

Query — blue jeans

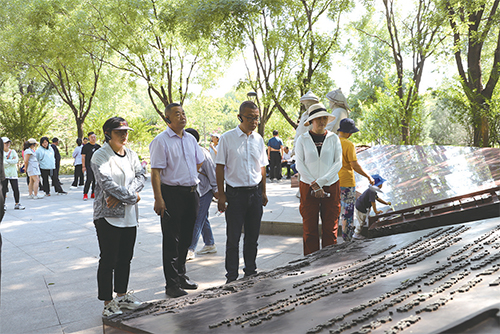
[189,191,215,251]
[224,184,263,281]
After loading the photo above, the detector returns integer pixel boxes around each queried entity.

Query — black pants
[2,179,20,203]
[0,182,3,289]
[41,169,63,194]
[84,165,95,195]
[281,162,292,178]
[269,151,282,180]
[52,165,62,187]
[94,218,137,301]
[160,184,199,288]
[72,164,84,187]
[224,184,263,281]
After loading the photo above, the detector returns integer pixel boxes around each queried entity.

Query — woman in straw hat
[295,103,342,255]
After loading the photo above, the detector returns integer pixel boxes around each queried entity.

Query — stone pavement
[0,175,310,334]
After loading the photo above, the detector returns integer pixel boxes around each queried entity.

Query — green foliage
[355,78,429,145]
[0,94,52,149]
[183,94,241,148]
[430,78,500,146]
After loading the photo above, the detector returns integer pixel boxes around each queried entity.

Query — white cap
[1,137,10,143]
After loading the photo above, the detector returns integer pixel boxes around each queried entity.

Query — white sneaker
[186,249,195,261]
[196,244,217,255]
[70,186,77,189]
[27,194,34,199]
[35,194,45,199]
[116,291,142,310]
[352,233,366,240]
[102,299,123,317]
[14,204,25,210]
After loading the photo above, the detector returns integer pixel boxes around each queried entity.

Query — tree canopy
[0,0,499,149]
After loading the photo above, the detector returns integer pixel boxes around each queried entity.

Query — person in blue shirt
[267,130,284,182]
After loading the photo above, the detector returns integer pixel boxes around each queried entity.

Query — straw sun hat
[304,103,336,126]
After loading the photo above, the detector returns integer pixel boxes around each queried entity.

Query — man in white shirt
[281,146,295,179]
[216,101,268,283]
[149,103,205,298]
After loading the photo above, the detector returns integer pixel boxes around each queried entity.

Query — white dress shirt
[295,131,342,188]
[282,151,294,162]
[215,125,268,187]
[149,127,205,186]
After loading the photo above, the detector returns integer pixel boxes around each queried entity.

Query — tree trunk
[76,117,84,139]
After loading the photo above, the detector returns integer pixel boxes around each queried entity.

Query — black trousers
[52,165,62,187]
[281,162,292,178]
[224,184,263,281]
[269,151,282,180]
[72,164,84,186]
[40,169,63,194]
[0,181,3,289]
[84,165,95,195]
[2,179,20,203]
[160,184,199,288]
[94,218,137,301]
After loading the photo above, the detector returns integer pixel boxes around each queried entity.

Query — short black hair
[239,101,258,114]
[165,103,182,115]
[76,138,82,146]
[52,137,59,143]
[185,128,200,143]
[273,130,278,136]
[87,132,95,137]
[40,136,50,147]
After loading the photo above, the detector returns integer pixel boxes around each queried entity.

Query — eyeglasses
[242,115,261,123]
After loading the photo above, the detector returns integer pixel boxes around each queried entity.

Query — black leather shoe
[166,286,188,298]
[243,272,257,279]
[179,275,198,290]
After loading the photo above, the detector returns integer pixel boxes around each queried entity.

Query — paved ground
[0,175,308,334]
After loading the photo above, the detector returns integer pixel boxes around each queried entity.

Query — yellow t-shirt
[338,137,357,187]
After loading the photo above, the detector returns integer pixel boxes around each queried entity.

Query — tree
[440,0,500,147]
[86,0,231,124]
[0,94,52,148]
[0,0,106,139]
[355,0,445,144]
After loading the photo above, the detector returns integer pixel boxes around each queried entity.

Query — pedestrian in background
[91,117,146,317]
[24,138,43,199]
[2,137,25,210]
[51,138,66,193]
[209,133,219,162]
[267,130,284,182]
[295,103,342,255]
[82,132,101,200]
[71,138,84,188]
[185,128,218,261]
[37,137,66,196]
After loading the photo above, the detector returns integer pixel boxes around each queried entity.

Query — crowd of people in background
[1,91,391,318]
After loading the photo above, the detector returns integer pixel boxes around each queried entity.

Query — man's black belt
[163,184,197,192]
[227,184,260,191]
